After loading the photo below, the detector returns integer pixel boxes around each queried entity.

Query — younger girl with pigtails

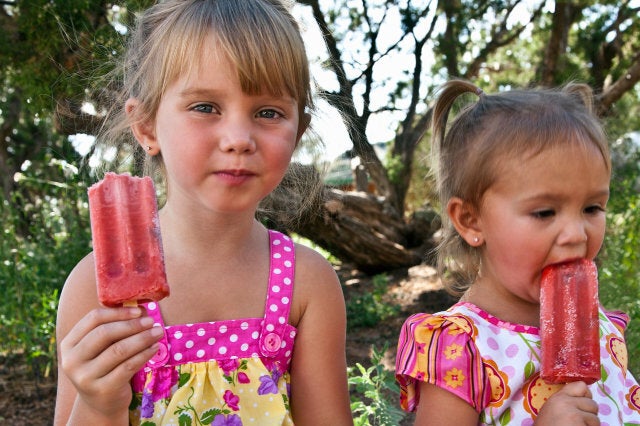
[396,80,640,425]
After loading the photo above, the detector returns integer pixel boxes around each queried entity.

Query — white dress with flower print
[129,230,296,426]
[396,302,640,425]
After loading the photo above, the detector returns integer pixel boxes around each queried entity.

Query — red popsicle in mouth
[539,258,600,384]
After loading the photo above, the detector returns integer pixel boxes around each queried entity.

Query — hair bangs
[141,1,310,114]
[213,1,311,110]
[482,102,610,172]
[157,8,210,98]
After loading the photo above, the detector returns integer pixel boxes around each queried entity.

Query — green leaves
[348,345,406,425]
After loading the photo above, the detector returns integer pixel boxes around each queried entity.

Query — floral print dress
[396,302,640,425]
[129,230,297,426]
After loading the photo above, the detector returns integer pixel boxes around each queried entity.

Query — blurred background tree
[2,0,639,268]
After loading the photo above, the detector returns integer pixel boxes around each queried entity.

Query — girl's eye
[193,104,215,114]
[532,209,555,219]
[257,109,283,119]
[584,205,606,215]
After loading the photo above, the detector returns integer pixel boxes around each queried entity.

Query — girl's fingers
[100,339,162,385]
[62,306,144,349]
[562,381,592,398]
[83,314,158,359]
[64,323,163,391]
[559,382,599,415]
[93,323,163,371]
[579,398,599,416]
[60,307,162,381]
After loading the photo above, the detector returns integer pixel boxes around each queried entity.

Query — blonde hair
[431,79,610,295]
[99,0,312,181]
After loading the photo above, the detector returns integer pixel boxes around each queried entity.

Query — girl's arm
[54,254,163,426]
[414,382,479,425]
[288,245,353,425]
[414,379,600,426]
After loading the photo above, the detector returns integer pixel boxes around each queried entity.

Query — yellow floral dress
[395,302,640,425]
[129,231,296,425]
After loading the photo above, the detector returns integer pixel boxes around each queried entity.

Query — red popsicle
[88,172,170,307]
[539,258,600,384]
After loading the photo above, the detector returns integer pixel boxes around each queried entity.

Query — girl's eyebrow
[522,188,610,203]
[177,87,222,98]
[177,87,297,106]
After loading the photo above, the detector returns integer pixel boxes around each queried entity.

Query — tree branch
[597,53,640,115]
[538,2,584,86]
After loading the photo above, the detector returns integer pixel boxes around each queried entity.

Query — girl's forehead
[499,134,609,168]
[486,138,609,188]
[178,35,225,80]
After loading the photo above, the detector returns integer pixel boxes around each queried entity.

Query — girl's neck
[461,281,540,327]
[152,203,271,325]
[158,202,264,260]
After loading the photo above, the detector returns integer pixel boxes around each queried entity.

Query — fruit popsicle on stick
[539,258,600,384]
[88,172,170,307]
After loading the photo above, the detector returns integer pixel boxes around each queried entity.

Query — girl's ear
[295,112,311,145]
[125,98,159,155]
[447,197,484,247]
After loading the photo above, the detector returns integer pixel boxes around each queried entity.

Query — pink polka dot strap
[259,230,295,358]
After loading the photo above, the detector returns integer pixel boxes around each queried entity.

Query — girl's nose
[219,135,256,154]
[557,219,588,246]
[218,120,256,154]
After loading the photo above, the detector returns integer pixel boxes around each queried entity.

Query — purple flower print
[223,390,240,411]
[212,413,243,426]
[258,370,281,395]
[140,389,155,418]
[219,359,240,375]
[237,372,250,384]
[138,366,180,419]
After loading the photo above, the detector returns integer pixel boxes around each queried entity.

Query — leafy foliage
[346,274,400,330]
[0,161,91,375]
[600,133,640,375]
[348,345,407,426]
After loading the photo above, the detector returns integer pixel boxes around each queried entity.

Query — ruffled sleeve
[604,309,630,335]
[395,312,491,413]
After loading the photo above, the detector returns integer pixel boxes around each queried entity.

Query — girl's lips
[545,257,585,269]
[214,169,256,185]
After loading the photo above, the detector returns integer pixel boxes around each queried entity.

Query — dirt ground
[0,263,455,425]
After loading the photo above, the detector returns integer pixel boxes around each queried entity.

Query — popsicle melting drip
[539,258,600,384]
[89,172,170,307]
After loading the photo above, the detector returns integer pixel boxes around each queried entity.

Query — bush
[346,274,400,331]
[600,137,640,376]
[349,345,407,425]
[0,166,91,377]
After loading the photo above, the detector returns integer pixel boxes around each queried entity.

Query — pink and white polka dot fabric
[141,230,297,374]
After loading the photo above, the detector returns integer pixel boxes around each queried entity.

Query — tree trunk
[261,164,440,273]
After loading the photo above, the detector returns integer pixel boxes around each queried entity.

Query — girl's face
[144,38,306,217]
[473,142,610,313]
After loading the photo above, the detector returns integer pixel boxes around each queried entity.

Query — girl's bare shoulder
[57,252,100,323]
[289,243,344,321]
[293,242,340,289]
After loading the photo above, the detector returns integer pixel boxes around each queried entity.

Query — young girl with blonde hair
[55,1,353,425]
